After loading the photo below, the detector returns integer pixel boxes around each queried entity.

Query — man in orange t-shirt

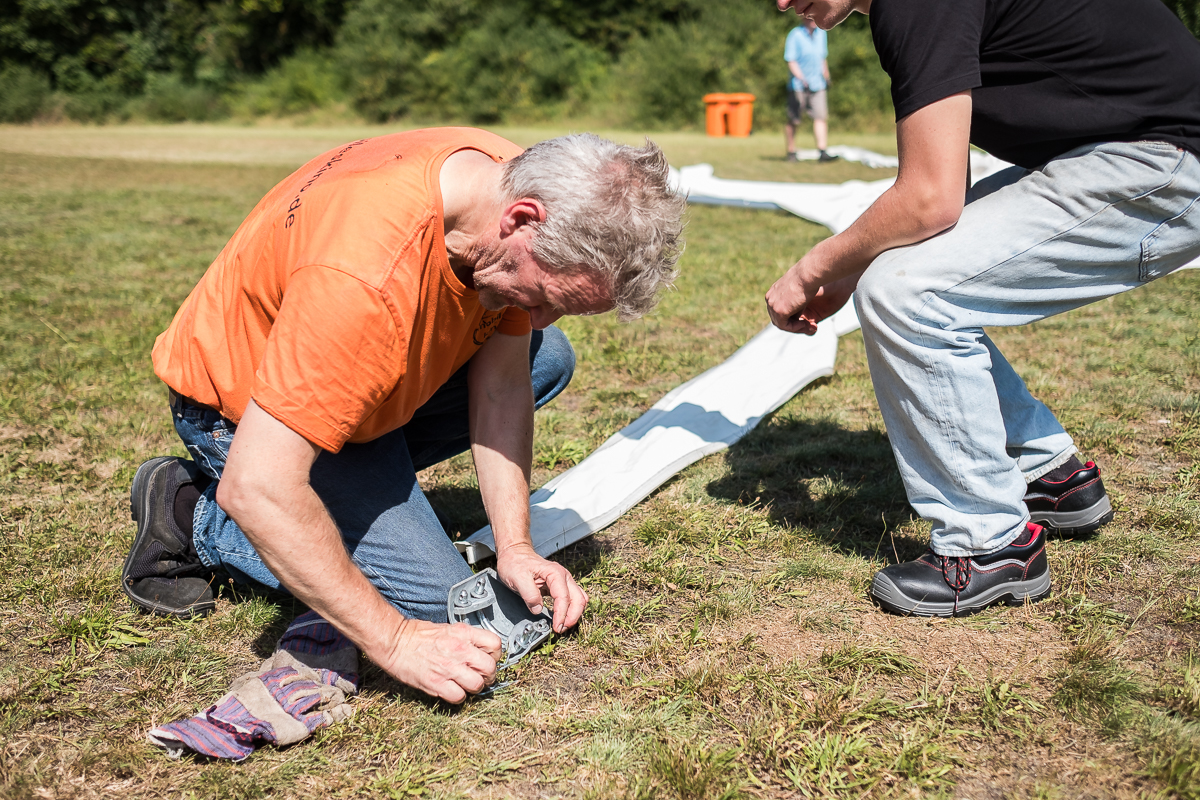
[123,129,685,705]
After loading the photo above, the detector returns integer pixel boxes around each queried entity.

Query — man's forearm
[466,331,536,553]
[790,92,974,287]
[766,93,972,334]
[465,331,587,630]
[469,383,535,553]
[473,442,533,554]
[803,179,961,286]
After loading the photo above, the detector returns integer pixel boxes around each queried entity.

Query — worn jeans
[855,141,1200,557]
[171,327,575,622]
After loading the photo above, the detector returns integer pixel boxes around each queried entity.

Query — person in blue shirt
[784,17,837,162]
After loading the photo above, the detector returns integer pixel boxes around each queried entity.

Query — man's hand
[766,256,822,334]
[381,618,503,704]
[767,264,860,335]
[496,542,588,633]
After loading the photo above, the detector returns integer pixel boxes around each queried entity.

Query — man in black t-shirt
[766,0,1200,616]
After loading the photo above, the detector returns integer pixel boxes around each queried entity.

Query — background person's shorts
[787,88,828,123]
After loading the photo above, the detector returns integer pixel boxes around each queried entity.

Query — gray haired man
[124,128,685,704]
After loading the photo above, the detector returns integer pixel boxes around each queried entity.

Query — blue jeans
[855,141,1200,557]
[172,327,575,622]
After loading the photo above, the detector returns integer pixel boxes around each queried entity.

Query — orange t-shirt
[152,128,531,452]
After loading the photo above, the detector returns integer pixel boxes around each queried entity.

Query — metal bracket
[447,568,552,672]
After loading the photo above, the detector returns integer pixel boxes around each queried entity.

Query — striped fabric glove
[147,611,359,760]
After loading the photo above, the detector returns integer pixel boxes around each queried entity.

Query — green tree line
[1,0,1197,128]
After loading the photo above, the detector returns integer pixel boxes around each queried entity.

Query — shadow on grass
[424,485,488,540]
[707,414,925,563]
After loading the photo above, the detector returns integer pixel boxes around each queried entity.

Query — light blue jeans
[172,327,575,622]
[855,141,1200,557]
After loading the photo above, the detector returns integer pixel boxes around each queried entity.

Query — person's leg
[811,90,830,153]
[950,166,1081,481]
[984,335,1076,478]
[183,326,576,618]
[859,142,1200,615]
[785,90,801,159]
[809,91,834,158]
[855,141,1200,553]
[813,119,829,152]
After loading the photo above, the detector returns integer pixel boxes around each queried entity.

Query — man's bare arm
[788,60,807,85]
[468,331,588,633]
[766,90,973,333]
[216,400,502,703]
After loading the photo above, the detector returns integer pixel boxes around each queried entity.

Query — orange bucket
[702,93,756,137]
[703,93,731,137]
[725,93,756,137]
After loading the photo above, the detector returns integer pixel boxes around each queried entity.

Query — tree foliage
[0,0,346,89]
[0,0,1195,125]
[1164,0,1200,34]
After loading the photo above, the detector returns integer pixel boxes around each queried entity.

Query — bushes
[332,0,891,131]
[0,63,51,122]
[332,0,880,131]
[137,73,226,122]
[826,14,893,132]
[610,2,792,130]
[2,0,1197,128]
[334,0,474,121]
[436,13,605,123]
[336,0,605,123]
[51,54,129,122]
[605,4,891,132]
[232,49,345,117]
[0,0,893,129]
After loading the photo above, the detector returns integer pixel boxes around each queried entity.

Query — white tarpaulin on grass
[792,145,898,169]
[457,151,1199,563]
[678,150,1015,231]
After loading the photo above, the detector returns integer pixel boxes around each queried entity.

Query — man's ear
[499,198,548,237]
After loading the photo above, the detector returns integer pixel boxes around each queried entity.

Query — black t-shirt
[870,0,1200,168]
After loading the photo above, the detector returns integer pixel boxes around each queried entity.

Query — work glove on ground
[147,610,359,760]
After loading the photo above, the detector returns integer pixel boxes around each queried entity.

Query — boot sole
[1028,495,1113,536]
[123,457,215,619]
[870,569,1051,618]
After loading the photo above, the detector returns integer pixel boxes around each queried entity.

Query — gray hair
[500,133,686,321]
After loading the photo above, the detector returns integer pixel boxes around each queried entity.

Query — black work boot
[1024,456,1114,536]
[870,523,1051,617]
[122,457,215,618]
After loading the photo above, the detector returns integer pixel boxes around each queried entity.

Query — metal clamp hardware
[447,569,553,673]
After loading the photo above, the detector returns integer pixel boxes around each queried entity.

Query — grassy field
[1,123,1198,799]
